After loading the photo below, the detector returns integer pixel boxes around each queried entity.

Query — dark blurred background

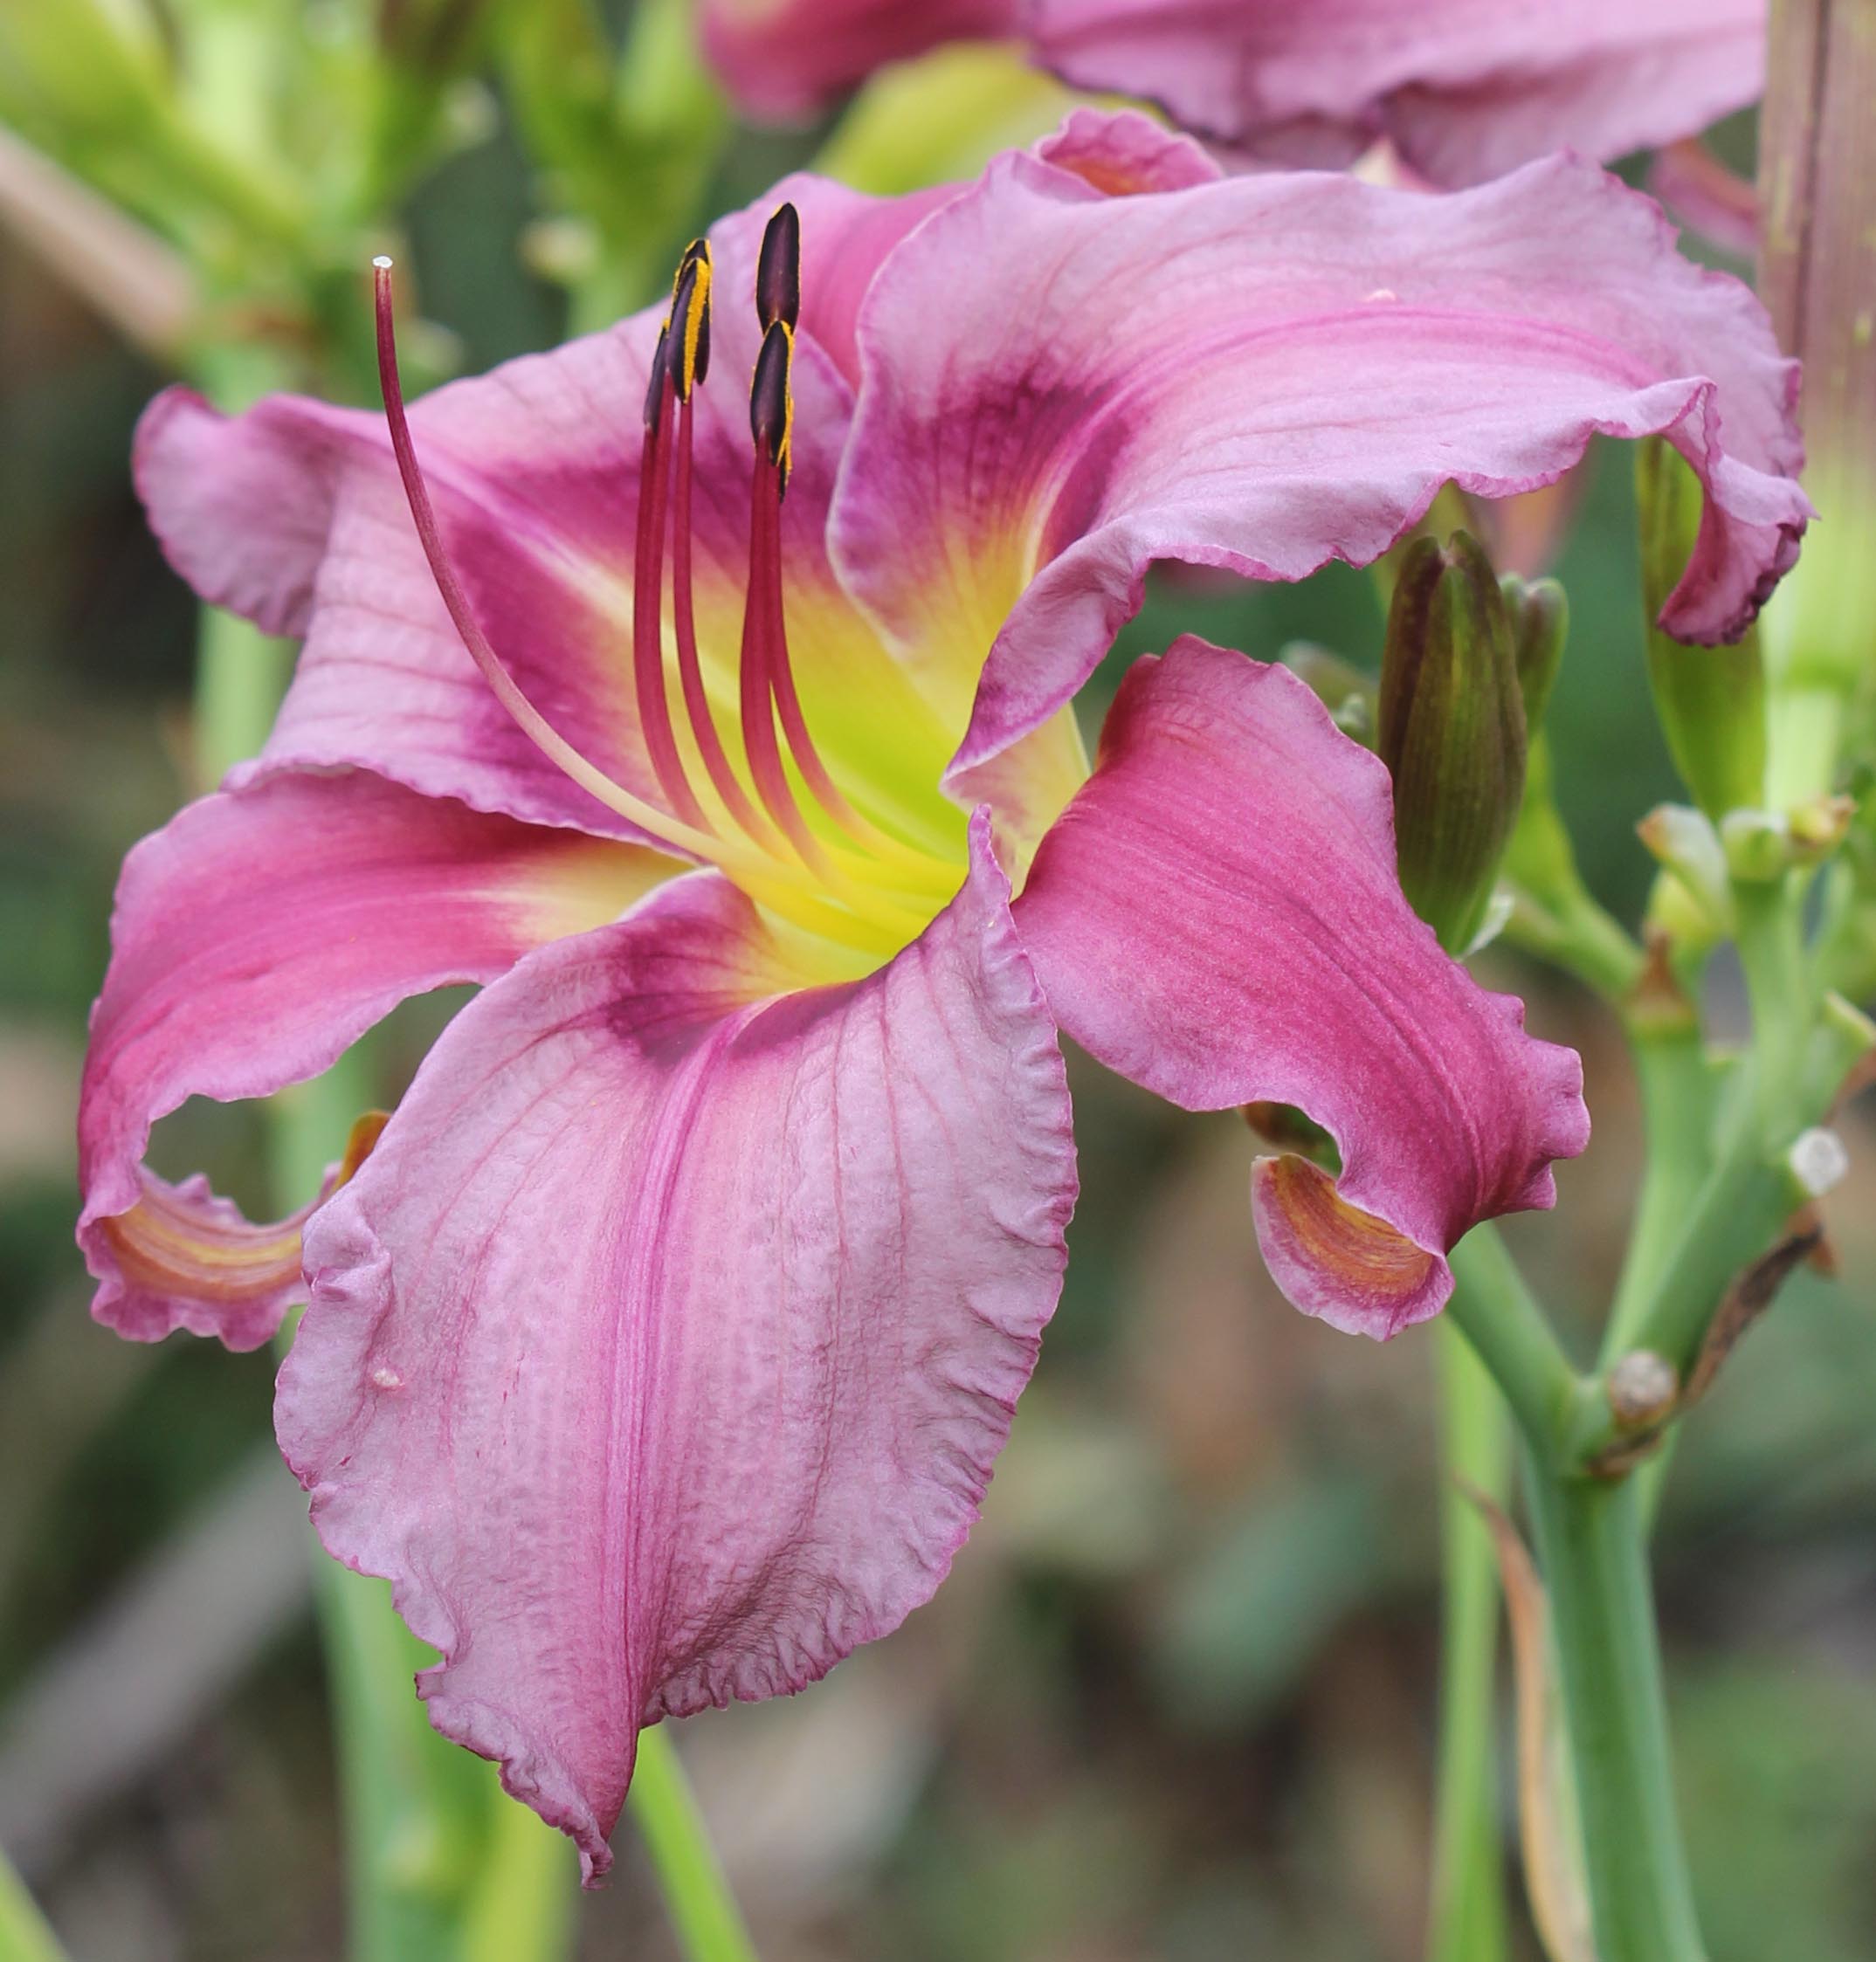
[2,86,1874,1962]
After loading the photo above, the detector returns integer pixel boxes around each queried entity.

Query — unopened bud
[1500,574,1568,737]
[1607,1351,1679,1431]
[1379,532,1528,954]
[1636,437,1767,819]
[1638,804,1734,931]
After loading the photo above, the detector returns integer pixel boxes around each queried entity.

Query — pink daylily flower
[705,0,1763,191]
[80,115,1805,1876]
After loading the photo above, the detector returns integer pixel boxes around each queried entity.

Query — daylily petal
[832,139,1806,793]
[1031,102,1223,195]
[79,769,671,1349]
[1012,637,1587,1338]
[133,181,962,841]
[1025,0,1765,188]
[701,0,1019,120]
[275,813,1076,1878]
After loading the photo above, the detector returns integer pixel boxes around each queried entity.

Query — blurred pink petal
[700,0,1020,119]
[1024,0,1763,186]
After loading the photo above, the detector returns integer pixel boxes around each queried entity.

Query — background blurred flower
[702,0,1764,196]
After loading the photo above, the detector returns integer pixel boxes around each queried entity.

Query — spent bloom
[80,114,1805,1875]
[704,0,1764,189]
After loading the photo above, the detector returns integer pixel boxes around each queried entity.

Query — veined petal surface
[1013,639,1588,1337]
[79,769,669,1348]
[832,140,1805,793]
[1025,0,1764,186]
[276,816,1076,1878]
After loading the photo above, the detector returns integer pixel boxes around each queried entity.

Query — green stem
[1521,1468,1706,1962]
[1426,1325,1512,1962]
[0,1843,66,1962]
[628,1728,760,1962]
[1602,1024,1714,1366]
[1619,882,1810,1385]
[1445,1226,1577,1463]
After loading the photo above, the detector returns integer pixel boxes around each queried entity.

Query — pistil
[371,219,959,958]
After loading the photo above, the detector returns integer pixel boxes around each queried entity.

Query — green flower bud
[1638,804,1735,932]
[1636,437,1767,819]
[1500,574,1568,737]
[1379,532,1528,954]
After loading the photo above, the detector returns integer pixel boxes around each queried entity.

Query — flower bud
[1378,532,1528,953]
[1636,437,1767,819]
[1500,574,1568,738]
[1638,804,1735,931]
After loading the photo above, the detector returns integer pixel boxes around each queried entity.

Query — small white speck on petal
[1364,287,1398,303]
[370,1365,404,1392]
[1788,1126,1850,1198]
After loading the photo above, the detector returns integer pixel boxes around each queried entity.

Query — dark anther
[756,203,801,334]
[749,319,794,490]
[644,323,671,434]
[671,249,712,401]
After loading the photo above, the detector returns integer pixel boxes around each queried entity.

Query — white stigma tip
[372,254,394,271]
[1788,1126,1850,1199]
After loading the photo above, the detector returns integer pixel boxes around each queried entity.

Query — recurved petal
[275,815,1076,1879]
[831,137,1806,795]
[1025,0,1764,187]
[1012,637,1587,1339]
[79,770,670,1349]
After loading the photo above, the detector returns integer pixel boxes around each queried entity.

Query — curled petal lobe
[1025,0,1765,188]
[1012,638,1587,1338]
[1030,105,1224,196]
[79,770,670,1349]
[276,814,1076,1878]
[832,141,1806,793]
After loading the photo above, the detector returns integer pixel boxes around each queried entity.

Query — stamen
[749,318,794,494]
[633,334,709,828]
[670,243,713,402]
[371,258,716,861]
[373,256,931,953]
[756,202,801,334]
[672,391,776,844]
[747,317,875,838]
[739,460,826,868]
